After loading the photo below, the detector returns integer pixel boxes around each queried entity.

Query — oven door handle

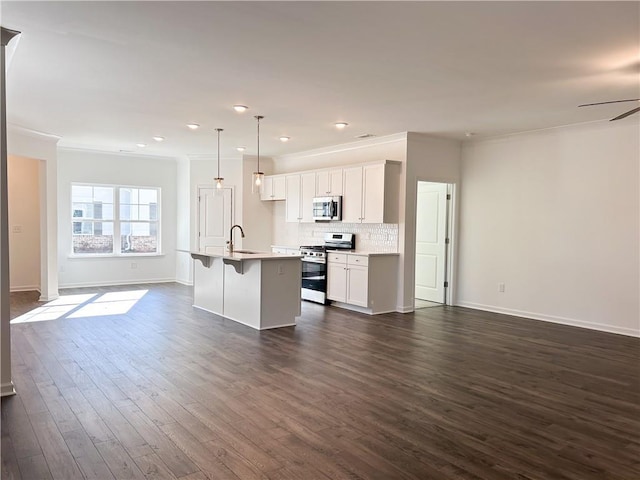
[301,258,326,264]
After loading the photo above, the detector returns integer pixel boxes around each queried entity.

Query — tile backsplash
[298,222,398,252]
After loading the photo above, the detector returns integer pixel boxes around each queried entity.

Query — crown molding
[8,124,61,143]
[57,145,177,161]
[274,132,407,161]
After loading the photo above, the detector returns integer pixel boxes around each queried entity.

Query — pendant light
[214,128,224,190]
[252,115,265,194]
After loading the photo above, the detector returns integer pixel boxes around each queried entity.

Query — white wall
[175,156,192,285]
[8,155,40,291]
[403,133,462,310]
[241,155,274,252]
[458,120,640,336]
[189,154,243,252]
[7,127,59,300]
[57,148,178,287]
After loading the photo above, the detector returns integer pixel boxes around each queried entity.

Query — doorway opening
[414,181,453,309]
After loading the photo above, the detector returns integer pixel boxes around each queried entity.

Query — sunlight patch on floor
[11,290,148,324]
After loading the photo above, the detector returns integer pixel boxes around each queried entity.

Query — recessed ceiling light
[335,122,349,129]
[236,146,246,152]
[186,123,200,130]
[233,105,249,113]
[152,136,165,142]
[465,132,475,137]
[136,143,147,148]
[279,136,290,142]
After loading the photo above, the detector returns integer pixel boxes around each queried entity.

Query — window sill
[68,253,166,259]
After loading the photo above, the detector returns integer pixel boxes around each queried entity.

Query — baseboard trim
[396,305,414,313]
[456,301,640,338]
[1,382,16,397]
[10,285,40,293]
[329,301,397,316]
[175,279,194,286]
[39,293,60,302]
[59,278,176,289]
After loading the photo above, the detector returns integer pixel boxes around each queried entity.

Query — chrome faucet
[227,225,245,252]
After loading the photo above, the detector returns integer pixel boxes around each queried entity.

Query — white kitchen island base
[192,249,302,330]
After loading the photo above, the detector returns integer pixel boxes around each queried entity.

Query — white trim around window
[70,183,162,257]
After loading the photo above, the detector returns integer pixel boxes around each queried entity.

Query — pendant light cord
[255,115,263,172]
[217,128,221,177]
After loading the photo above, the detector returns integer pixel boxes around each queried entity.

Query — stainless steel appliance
[312,196,342,221]
[300,233,355,304]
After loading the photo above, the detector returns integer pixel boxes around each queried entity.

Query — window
[71,184,160,255]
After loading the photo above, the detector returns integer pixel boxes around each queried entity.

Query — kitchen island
[191,247,302,330]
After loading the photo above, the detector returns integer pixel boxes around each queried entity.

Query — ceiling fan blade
[609,106,640,121]
[579,98,639,107]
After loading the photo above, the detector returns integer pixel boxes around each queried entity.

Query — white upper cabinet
[285,173,315,223]
[342,166,364,223]
[285,174,301,222]
[300,173,315,222]
[260,175,286,201]
[277,160,398,223]
[342,162,399,224]
[362,163,386,224]
[316,168,343,196]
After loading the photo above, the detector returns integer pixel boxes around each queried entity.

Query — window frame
[70,183,162,258]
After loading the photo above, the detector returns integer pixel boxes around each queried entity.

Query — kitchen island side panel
[223,260,263,329]
[193,257,224,315]
[260,258,302,329]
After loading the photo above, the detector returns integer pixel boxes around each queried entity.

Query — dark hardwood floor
[2,283,639,480]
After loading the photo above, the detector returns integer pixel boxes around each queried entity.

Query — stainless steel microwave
[312,196,342,221]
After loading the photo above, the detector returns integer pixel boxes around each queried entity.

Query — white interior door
[198,187,232,250]
[415,182,448,303]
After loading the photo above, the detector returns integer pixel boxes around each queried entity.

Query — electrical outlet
[11,225,22,234]
[277,263,284,275]
[498,283,505,293]
[131,262,137,270]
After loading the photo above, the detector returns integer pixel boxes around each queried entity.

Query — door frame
[413,179,457,307]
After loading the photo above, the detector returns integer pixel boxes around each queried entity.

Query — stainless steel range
[300,233,355,304]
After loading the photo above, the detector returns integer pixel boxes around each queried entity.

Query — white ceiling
[2,1,639,159]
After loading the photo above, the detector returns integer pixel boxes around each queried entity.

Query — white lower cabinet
[327,260,348,303]
[327,252,398,314]
[345,264,368,307]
